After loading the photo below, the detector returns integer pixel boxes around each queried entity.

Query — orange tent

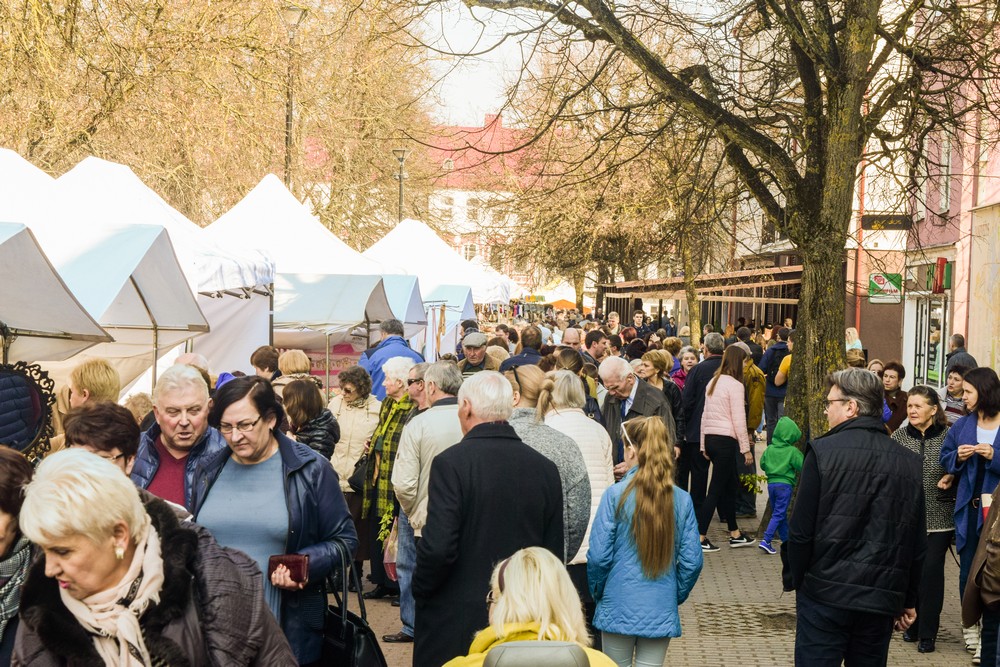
[548,299,591,314]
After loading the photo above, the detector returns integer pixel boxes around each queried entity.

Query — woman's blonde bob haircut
[20,449,148,546]
[278,349,312,375]
[488,546,590,645]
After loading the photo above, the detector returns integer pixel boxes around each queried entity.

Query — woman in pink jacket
[696,345,756,552]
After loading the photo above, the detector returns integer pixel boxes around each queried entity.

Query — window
[463,243,479,261]
[938,134,951,214]
[443,159,454,171]
[467,198,483,225]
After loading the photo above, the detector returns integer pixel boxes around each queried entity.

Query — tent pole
[269,282,275,346]
[325,333,331,393]
[130,276,161,390]
[151,325,159,388]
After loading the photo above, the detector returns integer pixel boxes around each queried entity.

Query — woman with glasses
[587,417,703,666]
[191,376,358,666]
[328,365,381,582]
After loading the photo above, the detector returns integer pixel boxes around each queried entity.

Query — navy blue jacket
[940,412,1000,551]
[190,432,358,665]
[680,355,722,443]
[499,347,543,372]
[757,341,790,399]
[131,424,228,510]
[360,335,424,400]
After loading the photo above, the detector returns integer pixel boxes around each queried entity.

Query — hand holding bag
[382,518,399,582]
[322,539,388,667]
[347,453,370,494]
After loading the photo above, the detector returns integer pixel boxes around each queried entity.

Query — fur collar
[18,492,199,666]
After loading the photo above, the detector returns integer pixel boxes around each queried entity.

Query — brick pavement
[360,482,974,666]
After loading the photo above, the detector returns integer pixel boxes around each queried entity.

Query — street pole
[393,148,408,224]
[281,5,306,188]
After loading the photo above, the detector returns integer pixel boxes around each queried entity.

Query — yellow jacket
[743,361,766,431]
[443,622,616,667]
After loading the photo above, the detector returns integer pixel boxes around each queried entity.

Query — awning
[272,273,393,349]
[381,275,427,338]
[0,223,111,363]
[602,264,804,305]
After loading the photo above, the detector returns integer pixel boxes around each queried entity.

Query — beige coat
[328,394,381,493]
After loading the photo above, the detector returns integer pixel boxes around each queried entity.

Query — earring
[115,546,125,560]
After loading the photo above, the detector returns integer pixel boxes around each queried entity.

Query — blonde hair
[845,327,859,345]
[641,350,673,378]
[619,417,677,577]
[278,349,311,375]
[69,358,121,403]
[504,364,549,409]
[122,393,153,425]
[20,449,148,546]
[537,370,586,419]
[489,547,590,645]
[486,345,510,365]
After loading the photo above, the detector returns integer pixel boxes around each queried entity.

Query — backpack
[766,346,790,386]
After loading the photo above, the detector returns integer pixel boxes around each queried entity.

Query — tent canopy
[0,223,111,363]
[381,275,427,338]
[272,273,393,349]
[207,175,383,276]
[363,219,512,304]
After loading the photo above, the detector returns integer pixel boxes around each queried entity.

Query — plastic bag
[382,518,399,582]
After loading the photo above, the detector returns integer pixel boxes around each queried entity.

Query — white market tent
[363,218,511,304]
[207,174,384,275]
[0,223,111,363]
[423,284,476,360]
[53,157,274,377]
[381,275,427,339]
[33,225,209,386]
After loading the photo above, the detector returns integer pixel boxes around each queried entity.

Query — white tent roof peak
[207,174,384,276]
[0,149,56,227]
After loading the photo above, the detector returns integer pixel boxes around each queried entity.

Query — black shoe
[391,598,400,607]
[917,638,935,653]
[363,585,394,600]
[382,631,413,643]
[729,532,756,548]
[902,628,917,642]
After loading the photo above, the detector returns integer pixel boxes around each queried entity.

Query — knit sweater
[508,408,592,562]
[892,422,955,532]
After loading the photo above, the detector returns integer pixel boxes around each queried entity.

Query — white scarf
[60,525,165,667]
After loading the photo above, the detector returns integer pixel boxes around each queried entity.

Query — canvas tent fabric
[381,275,427,339]
[207,174,384,275]
[362,218,511,304]
[272,273,393,349]
[423,284,475,360]
[0,223,111,363]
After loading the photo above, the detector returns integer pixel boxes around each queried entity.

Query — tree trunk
[573,273,585,312]
[681,239,701,348]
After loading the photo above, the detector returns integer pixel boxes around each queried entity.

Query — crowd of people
[0,308,997,666]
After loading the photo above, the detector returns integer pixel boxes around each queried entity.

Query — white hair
[598,356,632,382]
[20,449,148,546]
[153,363,209,405]
[458,371,513,422]
[382,356,417,383]
[174,352,210,372]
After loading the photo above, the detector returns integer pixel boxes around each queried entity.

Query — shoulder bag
[321,538,388,667]
[347,453,369,494]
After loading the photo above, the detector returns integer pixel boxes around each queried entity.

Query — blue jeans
[396,511,416,637]
[763,483,792,543]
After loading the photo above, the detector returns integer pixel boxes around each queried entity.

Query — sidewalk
[362,487,973,666]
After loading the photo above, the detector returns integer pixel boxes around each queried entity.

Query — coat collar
[904,421,947,440]
[462,421,521,442]
[818,415,887,439]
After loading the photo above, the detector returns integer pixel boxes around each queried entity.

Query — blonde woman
[270,349,320,399]
[845,327,863,351]
[588,417,703,666]
[14,449,295,664]
[444,547,615,666]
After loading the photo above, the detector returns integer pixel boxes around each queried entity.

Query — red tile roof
[425,114,537,190]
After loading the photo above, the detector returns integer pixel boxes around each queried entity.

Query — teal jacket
[760,416,803,485]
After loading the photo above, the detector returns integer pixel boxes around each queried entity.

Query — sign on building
[869,272,902,304]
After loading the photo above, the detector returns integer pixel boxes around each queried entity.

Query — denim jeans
[764,395,785,445]
[396,510,416,637]
[763,483,793,543]
[795,592,893,666]
[601,633,671,667]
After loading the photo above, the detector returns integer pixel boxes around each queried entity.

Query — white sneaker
[964,624,980,653]
[973,637,981,665]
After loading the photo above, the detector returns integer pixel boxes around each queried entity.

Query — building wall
[969,204,1000,369]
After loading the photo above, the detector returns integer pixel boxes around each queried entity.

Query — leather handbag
[267,553,309,584]
[347,453,369,494]
[321,539,388,667]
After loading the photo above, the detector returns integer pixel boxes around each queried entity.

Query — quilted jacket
[587,467,703,638]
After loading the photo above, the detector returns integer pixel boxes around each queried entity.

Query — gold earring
[115,546,125,560]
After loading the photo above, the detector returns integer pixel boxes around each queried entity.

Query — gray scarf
[0,535,31,640]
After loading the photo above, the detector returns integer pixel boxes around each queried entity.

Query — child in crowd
[758,416,803,554]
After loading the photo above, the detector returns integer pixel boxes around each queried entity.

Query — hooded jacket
[760,417,803,485]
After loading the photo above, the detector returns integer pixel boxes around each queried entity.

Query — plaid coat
[362,393,415,520]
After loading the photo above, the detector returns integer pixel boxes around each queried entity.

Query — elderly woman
[361,356,416,600]
[271,349,321,399]
[14,449,295,665]
[0,447,32,662]
[191,376,358,665]
[329,366,381,583]
[444,547,614,666]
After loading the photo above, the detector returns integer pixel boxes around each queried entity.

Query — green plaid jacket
[361,393,414,521]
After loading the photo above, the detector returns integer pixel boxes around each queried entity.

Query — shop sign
[869,272,902,304]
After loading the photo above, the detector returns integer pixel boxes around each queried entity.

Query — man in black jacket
[412,372,564,667]
[786,368,926,666]
[678,332,725,512]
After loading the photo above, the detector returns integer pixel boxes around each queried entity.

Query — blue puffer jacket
[189,432,359,665]
[588,466,703,638]
[130,424,228,509]
[360,335,424,401]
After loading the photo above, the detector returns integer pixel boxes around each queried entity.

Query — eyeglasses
[97,452,126,462]
[486,590,497,607]
[407,378,424,386]
[620,422,637,450]
[218,416,261,434]
[824,398,850,409]
[341,386,357,395]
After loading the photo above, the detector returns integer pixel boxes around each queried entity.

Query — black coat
[601,377,676,464]
[681,355,723,443]
[786,416,927,615]
[413,422,564,667]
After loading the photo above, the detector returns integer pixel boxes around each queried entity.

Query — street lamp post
[281,4,307,188]
[392,148,408,224]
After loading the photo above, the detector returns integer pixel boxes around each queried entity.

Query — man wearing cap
[457,332,499,378]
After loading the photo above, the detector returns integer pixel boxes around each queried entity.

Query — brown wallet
[268,553,309,584]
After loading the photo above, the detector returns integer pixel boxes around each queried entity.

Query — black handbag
[321,539,388,667]
[347,453,369,494]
